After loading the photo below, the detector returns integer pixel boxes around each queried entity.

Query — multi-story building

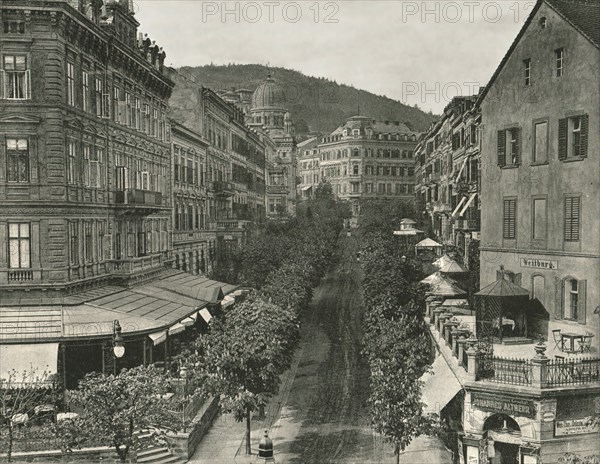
[318,115,419,225]
[0,0,237,391]
[247,74,297,218]
[171,121,215,276]
[414,96,481,259]
[199,86,266,258]
[423,1,600,462]
[296,136,320,199]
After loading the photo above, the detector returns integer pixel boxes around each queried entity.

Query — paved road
[267,233,396,463]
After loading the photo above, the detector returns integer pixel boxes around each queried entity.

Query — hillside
[167,64,437,136]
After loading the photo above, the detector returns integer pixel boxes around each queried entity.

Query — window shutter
[554,276,564,320]
[497,130,506,166]
[514,128,521,165]
[25,69,31,100]
[577,280,586,324]
[579,114,589,158]
[558,118,567,160]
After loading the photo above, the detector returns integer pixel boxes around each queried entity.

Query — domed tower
[250,74,289,134]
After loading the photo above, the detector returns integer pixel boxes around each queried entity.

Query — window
[532,198,546,240]
[142,104,150,132]
[152,108,158,136]
[533,121,548,163]
[69,222,79,264]
[2,55,30,100]
[8,223,30,269]
[555,48,564,77]
[82,70,90,112]
[84,222,93,262]
[95,78,105,117]
[6,138,29,182]
[524,59,531,86]
[67,62,75,106]
[497,127,521,166]
[539,17,547,29]
[83,145,91,186]
[560,278,586,323]
[125,92,132,126]
[564,196,580,241]
[503,199,516,239]
[113,86,120,122]
[90,148,103,188]
[559,115,588,160]
[67,141,76,184]
[133,97,140,129]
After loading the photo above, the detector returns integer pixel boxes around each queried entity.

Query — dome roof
[252,75,286,110]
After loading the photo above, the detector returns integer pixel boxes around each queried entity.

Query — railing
[477,356,532,385]
[112,254,164,274]
[266,184,290,194]
[7,269,34,282]
[547,358,600,387]
[210,181,234,195]
[114,189,163,206]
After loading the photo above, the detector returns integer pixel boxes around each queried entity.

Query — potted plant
[534,335,547,358]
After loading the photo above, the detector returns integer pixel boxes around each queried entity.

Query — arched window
[353,148,359,157]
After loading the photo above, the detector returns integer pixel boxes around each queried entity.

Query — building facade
[318,115,419,225]
[247,74,297,218]
[296,136,320,199]
[0,0,173,296]
[414,96,481,260]
[423,1,600,463]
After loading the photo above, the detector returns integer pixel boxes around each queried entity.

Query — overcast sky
[136,1,534,114]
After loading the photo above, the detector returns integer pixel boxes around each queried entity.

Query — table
[561,332,584,353]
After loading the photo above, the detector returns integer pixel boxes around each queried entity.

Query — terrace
[425,299,600,390]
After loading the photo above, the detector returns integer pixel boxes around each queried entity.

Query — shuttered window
[559,115,589,160]
[503,199,516,239]
[497,128,521,166]
[564,196,580,241]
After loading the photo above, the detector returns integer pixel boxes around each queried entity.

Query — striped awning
[149,331,167,346]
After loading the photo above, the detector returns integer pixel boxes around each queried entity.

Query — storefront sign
[555,417,600,436]
[472,392,536,419]
[519,258,558,270]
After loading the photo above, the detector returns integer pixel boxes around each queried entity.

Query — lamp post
[179,366,189,432]
[112,320,125,375]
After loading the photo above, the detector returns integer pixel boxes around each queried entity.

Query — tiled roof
[546,0,600,47]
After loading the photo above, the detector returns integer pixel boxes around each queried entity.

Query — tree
[0,368,55,462]
[67,366,179,462]
[188,295,300,454]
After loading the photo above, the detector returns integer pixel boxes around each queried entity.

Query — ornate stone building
[247,74,297,218]
[296,136,320,200]
[318,115,420,225]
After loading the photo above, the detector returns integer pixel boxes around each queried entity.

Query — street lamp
[179,366,189,432]
[112,320,125,359]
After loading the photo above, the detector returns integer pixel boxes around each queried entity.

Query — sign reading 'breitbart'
[471,393,536,419]
[519,258,558,270]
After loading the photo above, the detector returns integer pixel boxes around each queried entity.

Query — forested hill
[168,64,437,137]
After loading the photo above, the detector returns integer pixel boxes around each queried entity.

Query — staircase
[137,447,187,464]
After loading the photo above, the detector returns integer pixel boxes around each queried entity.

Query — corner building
[319,115,419,225]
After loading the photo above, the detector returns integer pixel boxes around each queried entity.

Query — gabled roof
[478,0,600,106]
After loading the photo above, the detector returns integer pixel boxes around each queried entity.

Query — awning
[168,322,185,336]
[181,314,197,326]
[454,156,468,183]
[301,185,312,191]
[0,343,59,383]
[451,197,467,218]
[199,308,212,323]
[459,193,477,217]
[420,354,462,413]
[149,331,167,346]
[221,295,235,308]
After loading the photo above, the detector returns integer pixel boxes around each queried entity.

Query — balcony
[111,254,166,275]
[426,301,600,390]
[113,189,164,213]
[210,181,234,197]
[214,220,250,231]
[266,184,290,195]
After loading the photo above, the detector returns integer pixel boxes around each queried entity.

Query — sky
[135,0,535,114]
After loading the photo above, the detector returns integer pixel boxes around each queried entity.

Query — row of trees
[357,199,436,464]
[185,182,351,454]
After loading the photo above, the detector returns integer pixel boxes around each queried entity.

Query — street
[268,232,395,463]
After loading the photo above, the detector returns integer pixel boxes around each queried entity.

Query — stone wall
[166,396,219,460]
[2,447,136,463]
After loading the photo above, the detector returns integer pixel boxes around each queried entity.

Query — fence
[547,358,600,387]
[477,356,532,386]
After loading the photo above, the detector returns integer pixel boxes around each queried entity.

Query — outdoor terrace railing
[477,356,532,386]
[547,358,600,387]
